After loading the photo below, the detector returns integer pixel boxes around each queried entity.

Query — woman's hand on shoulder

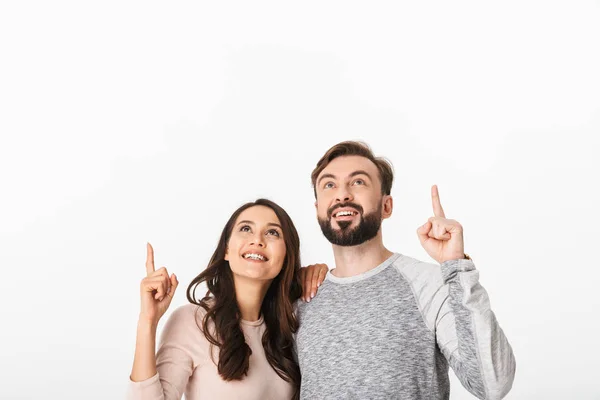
[299,263,328,302]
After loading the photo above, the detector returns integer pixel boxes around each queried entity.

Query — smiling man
[295,141,516,400]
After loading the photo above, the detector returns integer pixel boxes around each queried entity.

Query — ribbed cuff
[440,258,475,283]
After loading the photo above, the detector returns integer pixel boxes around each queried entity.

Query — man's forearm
[439,258,516,400]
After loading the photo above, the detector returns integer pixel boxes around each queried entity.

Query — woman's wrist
[137,316,159,332]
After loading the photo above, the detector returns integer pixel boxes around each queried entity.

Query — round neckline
[326,253,402,284]
[240,314,264,327]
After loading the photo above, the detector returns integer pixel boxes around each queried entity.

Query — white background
[1,1,599,399]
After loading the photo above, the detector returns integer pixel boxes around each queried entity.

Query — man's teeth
[335,211,356,217]
[244,253,266,261]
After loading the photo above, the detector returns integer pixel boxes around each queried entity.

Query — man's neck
[330,233,394,278]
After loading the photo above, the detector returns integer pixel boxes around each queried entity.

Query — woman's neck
[232,275,272,321]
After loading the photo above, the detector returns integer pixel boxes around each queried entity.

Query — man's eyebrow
[237,220,282,229]
[349,170,372,180]
[317,173,337,186]
[317,170,373,186]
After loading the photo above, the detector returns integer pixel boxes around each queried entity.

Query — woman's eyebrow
[237,220,282,230]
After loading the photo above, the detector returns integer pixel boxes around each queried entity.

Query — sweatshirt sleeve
[127,304,205,400]
[435,258,516,400]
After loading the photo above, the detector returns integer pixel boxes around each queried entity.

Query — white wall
[1,1,598,399]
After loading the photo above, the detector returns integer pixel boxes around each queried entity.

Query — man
[296,141,515,399]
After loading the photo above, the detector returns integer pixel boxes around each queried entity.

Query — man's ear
[382,195,393,219]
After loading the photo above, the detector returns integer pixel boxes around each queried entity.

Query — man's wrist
[440,253,471,264]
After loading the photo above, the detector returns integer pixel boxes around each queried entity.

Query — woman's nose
[250,235,265,247]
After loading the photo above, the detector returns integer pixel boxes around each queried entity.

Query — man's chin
[319,212,382,246]
[326,226,361,244]
[331,219,356,230]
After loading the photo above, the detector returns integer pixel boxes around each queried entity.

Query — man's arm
[414,185,516,398]
[436,258,516,399]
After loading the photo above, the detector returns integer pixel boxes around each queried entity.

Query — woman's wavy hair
[186,198,302,399]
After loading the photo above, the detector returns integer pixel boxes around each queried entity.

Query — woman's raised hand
[139,243,179,325]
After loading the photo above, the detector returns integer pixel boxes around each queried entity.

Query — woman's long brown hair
[186,199,302,399]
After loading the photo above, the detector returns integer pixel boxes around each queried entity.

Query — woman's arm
[128,243,181,399]
[130,319,159,382]
[128,305,200,400]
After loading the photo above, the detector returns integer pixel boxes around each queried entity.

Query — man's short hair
[311,141,394,198]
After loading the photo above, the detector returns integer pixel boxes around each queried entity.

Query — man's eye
[353,179,365,185]
[324,182,335,189]
[266,229,280,237]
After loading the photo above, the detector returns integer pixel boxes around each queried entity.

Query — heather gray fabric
[295,253,515,400]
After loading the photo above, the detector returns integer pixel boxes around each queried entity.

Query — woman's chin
[232,265,279,282]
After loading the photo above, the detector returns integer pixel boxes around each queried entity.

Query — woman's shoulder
[158,303,212,362]
[163,303,208,334]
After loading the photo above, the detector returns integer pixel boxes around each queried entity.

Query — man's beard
[318,202,382,246]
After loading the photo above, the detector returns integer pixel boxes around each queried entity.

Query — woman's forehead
[236,205,281,226]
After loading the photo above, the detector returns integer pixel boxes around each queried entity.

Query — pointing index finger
[431,185,446,218]
[146,242,155,276]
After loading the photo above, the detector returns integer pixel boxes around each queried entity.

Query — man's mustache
[327,202,364,218]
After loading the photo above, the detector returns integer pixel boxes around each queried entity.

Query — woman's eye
[266,229,280,237]
[240,225,251,232]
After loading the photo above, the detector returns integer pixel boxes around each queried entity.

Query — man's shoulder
[391,253,445,288]
[295,278,331,307]
[391,253,449,331]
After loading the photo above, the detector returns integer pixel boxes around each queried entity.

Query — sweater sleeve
[127,304,205,400]
[399,258,516,400]
[435,259,516,399]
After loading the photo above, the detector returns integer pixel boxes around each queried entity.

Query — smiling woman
[225,205,288,283]
[128,199,318,400]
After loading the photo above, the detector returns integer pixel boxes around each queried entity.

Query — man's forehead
[319,155,377,177]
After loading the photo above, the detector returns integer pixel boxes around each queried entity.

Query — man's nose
[335,187,353,203]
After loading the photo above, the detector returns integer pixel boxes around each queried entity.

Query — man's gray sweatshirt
[296,253,516,400]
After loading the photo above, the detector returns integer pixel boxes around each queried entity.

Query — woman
[128,198,325,400]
